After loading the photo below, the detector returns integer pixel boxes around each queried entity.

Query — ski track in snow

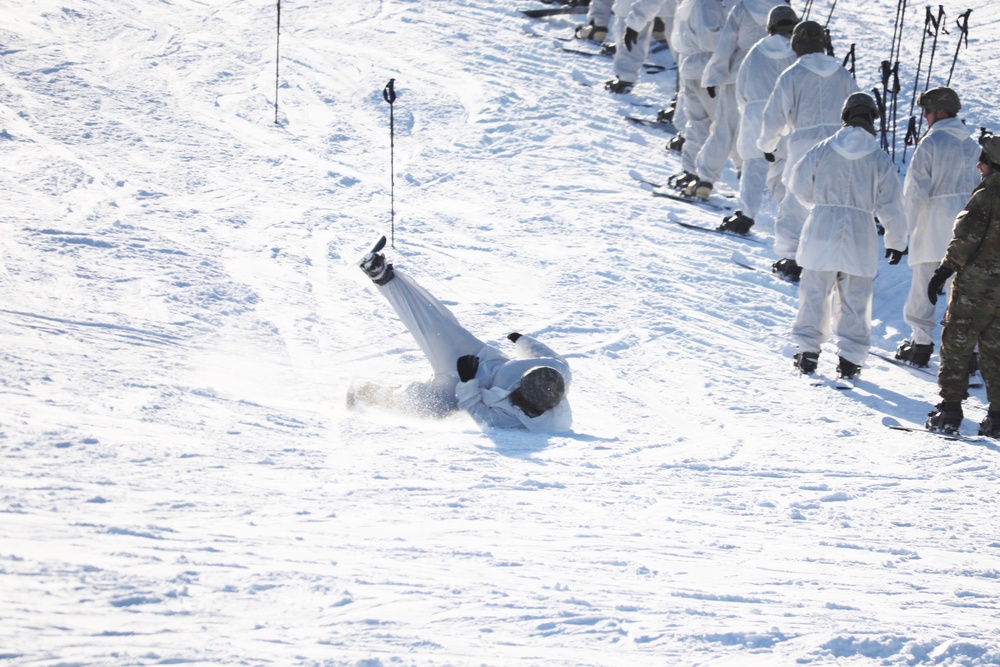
[2,0,1000,665]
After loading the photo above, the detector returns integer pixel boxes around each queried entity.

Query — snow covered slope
[2,0,1000,664]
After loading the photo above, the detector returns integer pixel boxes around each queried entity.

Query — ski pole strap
[904,116,918,146]
[383,79,396,105]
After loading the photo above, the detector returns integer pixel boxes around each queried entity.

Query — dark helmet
[790,20,829,56]
[841,92,880,134]
[917,86,961,116]
[510,366,565,417]
[979,136,1000,170]
[767,5,799,37]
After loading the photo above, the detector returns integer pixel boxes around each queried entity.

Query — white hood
[929,115,976,142]
[798,52,842,77]
[830,125,880,160]
[746,0,785,26]
[757,33,794,60]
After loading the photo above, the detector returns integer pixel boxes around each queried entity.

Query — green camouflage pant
[939,289,1000,405]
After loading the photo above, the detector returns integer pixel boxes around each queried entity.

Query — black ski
[652,189,735,214]
[555,41,669,74]
[882,416,994,445]
[869,350,983,388]
[521,6,588,18]
[624,115,678,133]
[658,217,767,244]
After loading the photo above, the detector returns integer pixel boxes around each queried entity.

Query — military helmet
[790,20,829,56]
[917,86,961,115]
[510,366,565,417]
[767,5,798,36]
[980,136,1000,170]
[840,92,880,135]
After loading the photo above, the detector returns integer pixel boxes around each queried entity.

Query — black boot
[837,356,861,380]
[978,409,1000,437]
[359,237,395,285]
[926,401,963,434]
[718,210,755,234]
[794,351,819,374]
[665,134,685,152]
[604,76,632,94]
[772,258,802,283]
[895,340,933,368]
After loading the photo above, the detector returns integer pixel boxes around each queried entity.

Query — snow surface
[3,0,1000,665]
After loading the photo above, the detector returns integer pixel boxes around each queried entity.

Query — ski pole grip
[383,79,396,105]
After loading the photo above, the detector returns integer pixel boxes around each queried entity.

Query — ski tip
[370,235,387,254]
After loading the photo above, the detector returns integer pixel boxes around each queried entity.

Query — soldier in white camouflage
[925,136,1000,436]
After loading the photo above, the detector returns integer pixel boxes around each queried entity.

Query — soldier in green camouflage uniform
[926,136,1000,436]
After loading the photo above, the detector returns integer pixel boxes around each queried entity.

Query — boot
[359,239,395,285]
[978,409,1000,437]
[668,170,698,190]
[794,351,819,374]
[772,258,802,283]
[718,210,755,235]
[895,340,933,368]
[968,351,979,378]
[574,21,608,42]
[657,102,676,124]
[925,400,963,434]
[604,76,633,94]
[682,179,713,200]
[837,356,861,380]
[652,17,667,42]
[665,134,685,152]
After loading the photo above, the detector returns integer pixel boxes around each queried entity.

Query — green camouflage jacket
[942,172,1000,298]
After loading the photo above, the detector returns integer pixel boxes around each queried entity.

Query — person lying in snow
[348,237,572,432]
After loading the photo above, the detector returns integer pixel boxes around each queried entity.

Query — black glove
[707,86,717,98]
[927,266,954,305]
[507,332,522,343]
[624,27,638,51]
[885,248,905,265]
[456,355,480,382]
[764,152,776,163]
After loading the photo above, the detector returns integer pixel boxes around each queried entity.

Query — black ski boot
[718,210,755,234]
[658,101,676,124]
[895,340,933,368]
[837,356,861,380]
[682,178,713,200]
[926,401,963,434]
[359,236,395,285]
[604,76,633,94]
[665,134,685,152]
[978,409,1000,437]
[772,258,802,283]
[794,351,819,374]
[668,170,698,190]
[968,351,979,378]
[574,20,608,42]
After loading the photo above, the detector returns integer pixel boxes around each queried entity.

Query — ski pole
[824,0,839,28]
[945,9,971,87]
[841,43,856,80]
[382,79,397,248]
[801,0,814,21]
[274,0,281,125]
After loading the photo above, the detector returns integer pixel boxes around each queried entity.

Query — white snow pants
[376,269,486,416]
[695,82,738,184]
[588,0,615,28]
[738,156,767,219]
[904,261,952,345]
[792,269,874,367]
[613,17,654,82]
[774,190,809,257]
[679,80,717,175]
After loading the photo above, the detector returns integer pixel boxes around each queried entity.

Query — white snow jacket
[789,125,908,278]
[734,33,796,160]
[624,0,674,32]
[757,53,858,180]
[455,335,573,432]
[701,0,778,88]
[670,0,733,81]
[902,116,982,266]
